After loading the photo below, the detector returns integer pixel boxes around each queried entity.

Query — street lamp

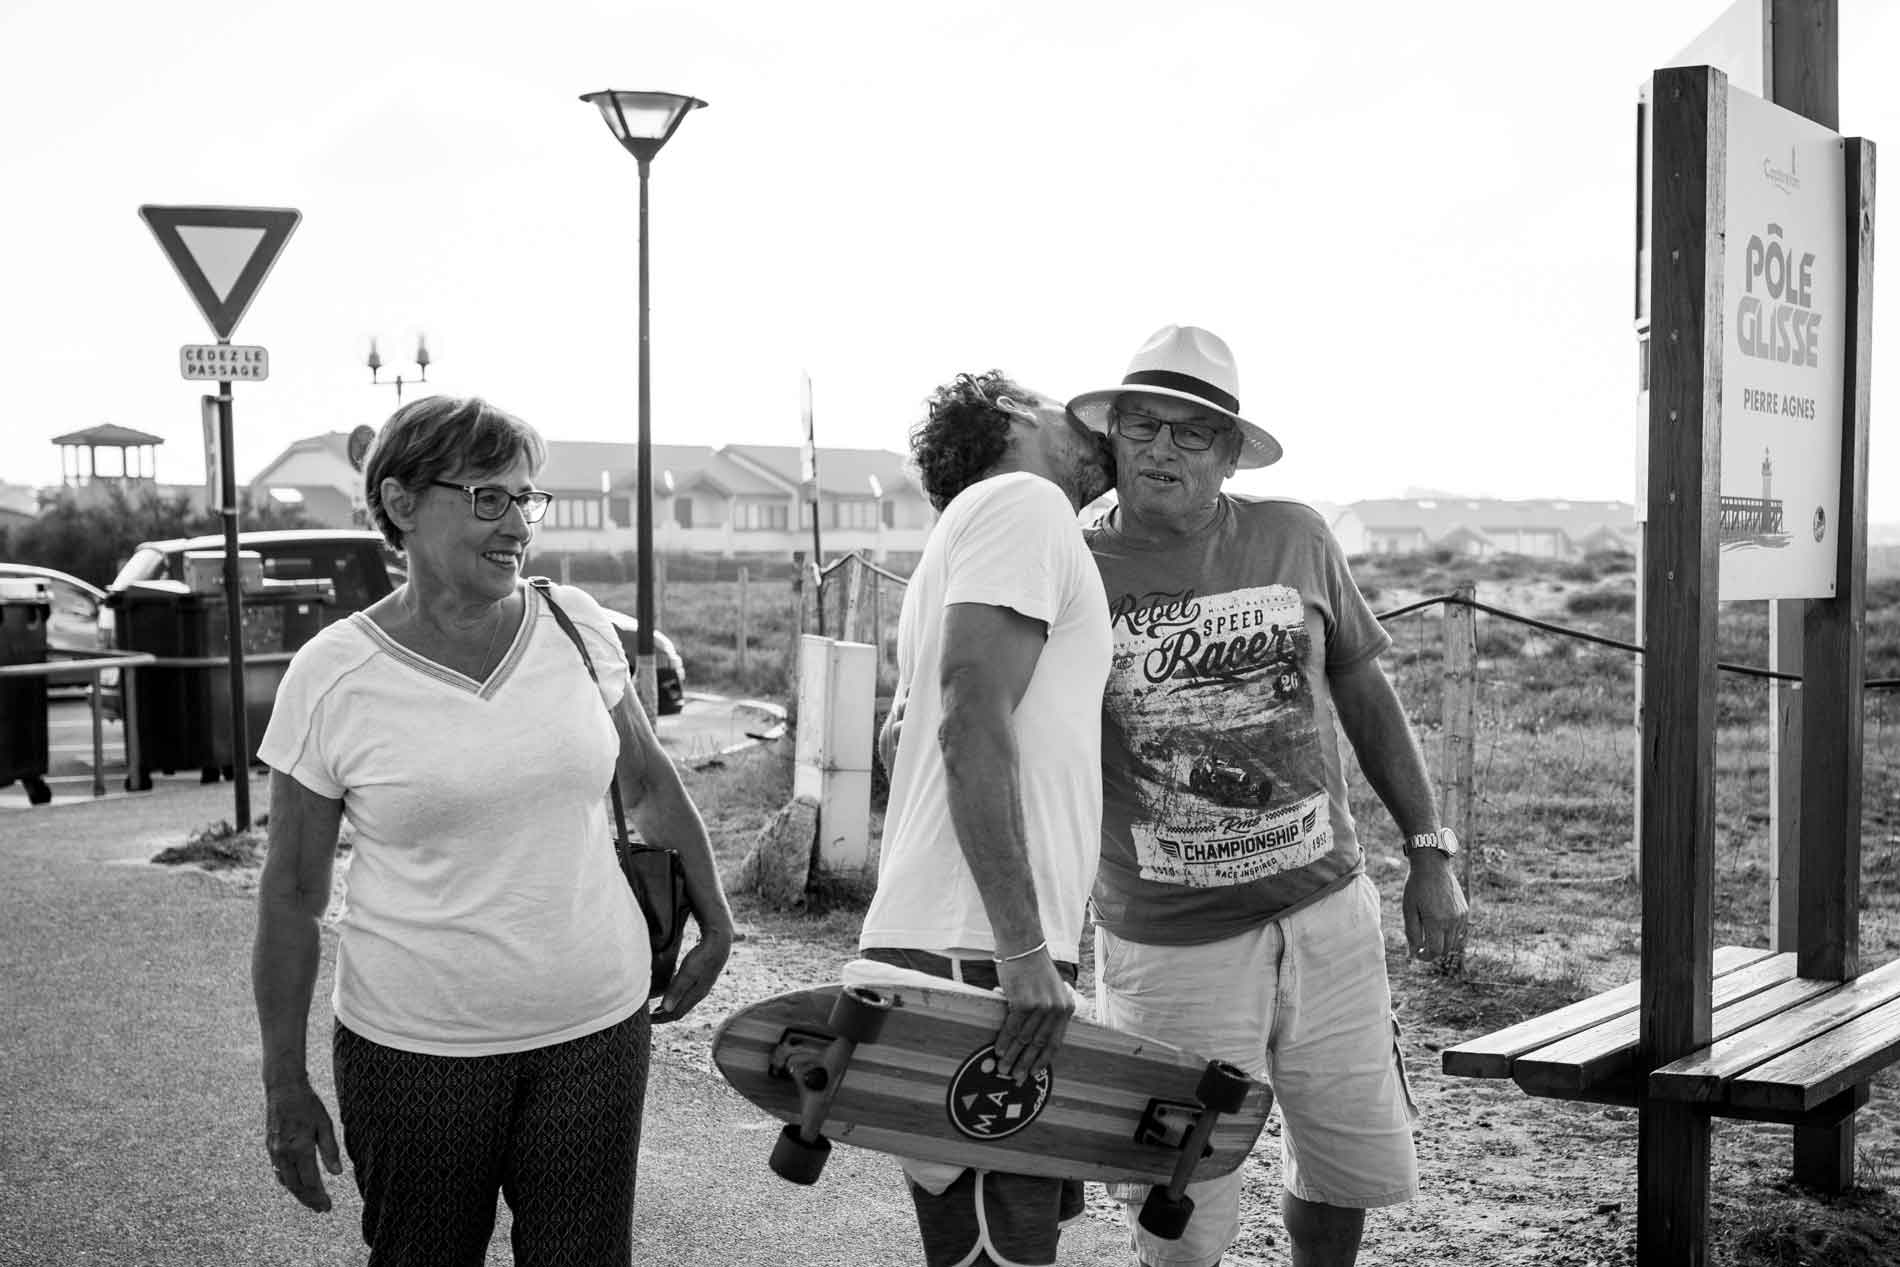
[367,334,431,402]
[579,88,706,716]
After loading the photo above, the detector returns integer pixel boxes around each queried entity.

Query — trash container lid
[0,578,50,602]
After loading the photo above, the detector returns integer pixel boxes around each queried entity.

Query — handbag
[532,578,690,999]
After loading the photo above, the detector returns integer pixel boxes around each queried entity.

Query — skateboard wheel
[1195,1060,1251,1113]
[829,988,892,1044]
[769,1123,832,1185]
[1138,1187,1196,1240]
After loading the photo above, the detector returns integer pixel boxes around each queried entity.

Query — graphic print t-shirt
[1085,496,1390,945]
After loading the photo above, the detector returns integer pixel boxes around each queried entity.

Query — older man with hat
[1072,326,1467,1267]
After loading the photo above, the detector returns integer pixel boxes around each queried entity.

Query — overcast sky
[4,0,1897,516]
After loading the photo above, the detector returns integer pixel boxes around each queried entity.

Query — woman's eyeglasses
[1111,410,1224,452]
[431,481,555,523]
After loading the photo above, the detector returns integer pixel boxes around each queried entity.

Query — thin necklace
[476,597,508,678]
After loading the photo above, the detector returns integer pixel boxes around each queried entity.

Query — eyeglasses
[1111,410,1226,452]
[430,481,554,523]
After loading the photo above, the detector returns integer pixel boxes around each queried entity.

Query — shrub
[1564,588,1635,616]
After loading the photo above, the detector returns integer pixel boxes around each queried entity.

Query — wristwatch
[1404,827,1459,860]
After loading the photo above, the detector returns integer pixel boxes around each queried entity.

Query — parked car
[600,608,687,715]
[102,529,684,714]
[0,563,111,660]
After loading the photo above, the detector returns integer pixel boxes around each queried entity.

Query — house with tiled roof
[1331,498,1639,560]
[243,433,933,562]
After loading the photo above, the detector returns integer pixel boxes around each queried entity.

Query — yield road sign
[138,205,300,341]
[180,344,268,381]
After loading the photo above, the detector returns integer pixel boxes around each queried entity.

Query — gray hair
[363,395,548,549]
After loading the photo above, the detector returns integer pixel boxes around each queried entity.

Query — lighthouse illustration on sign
[1719,447,1790,551]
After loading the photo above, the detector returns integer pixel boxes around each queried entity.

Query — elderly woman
[251,394,732,1262]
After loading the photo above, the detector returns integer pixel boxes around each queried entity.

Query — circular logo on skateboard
[945,1046,1051,1140]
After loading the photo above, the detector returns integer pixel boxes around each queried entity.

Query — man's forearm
[1333,661,1439,837]
[939,706,1045,955]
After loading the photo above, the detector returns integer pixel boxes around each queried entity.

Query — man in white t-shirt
[857,369,1115,1267]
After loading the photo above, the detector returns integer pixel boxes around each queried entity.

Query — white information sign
[1717,86,1845,601]
[181,344,269,381]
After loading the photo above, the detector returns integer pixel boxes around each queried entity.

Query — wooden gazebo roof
[51,423,166,447]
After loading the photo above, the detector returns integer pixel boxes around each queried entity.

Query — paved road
[0,717,1133,1265]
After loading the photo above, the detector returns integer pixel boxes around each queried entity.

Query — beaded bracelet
[992,939,1048,964]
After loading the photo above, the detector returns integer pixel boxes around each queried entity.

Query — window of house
[674,498,693,529]
[550,498,601,530]
[735,501,789,531]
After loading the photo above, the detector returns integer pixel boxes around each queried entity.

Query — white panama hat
[1067,324,1282,469]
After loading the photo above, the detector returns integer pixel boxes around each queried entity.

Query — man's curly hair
[908,370,1027,511]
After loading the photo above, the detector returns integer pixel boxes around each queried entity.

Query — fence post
[787,552,806,695]
[737,566,751,679]
[558,554,572,586]
[872,567,885,669]
[1441,581,1478,897]
[843,553,867,643]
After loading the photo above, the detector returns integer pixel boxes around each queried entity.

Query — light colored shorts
[1094,873,1419,1267]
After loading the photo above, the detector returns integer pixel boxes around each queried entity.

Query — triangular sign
[138,205,301,341]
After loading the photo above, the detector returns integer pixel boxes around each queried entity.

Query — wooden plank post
[1440,581,1477,900]
[842,552,866,644]
[737,565,751,679]
[1767,0,1838,959]
[787,552,806,697]
[1767,0,1863,1191]
[1639,64,1726,1267]
[1792,133,1875,1191]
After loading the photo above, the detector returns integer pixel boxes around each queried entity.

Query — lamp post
[367,334,431,403]
[579,89,705,718]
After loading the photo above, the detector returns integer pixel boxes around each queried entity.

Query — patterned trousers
[334,1010,650,1267]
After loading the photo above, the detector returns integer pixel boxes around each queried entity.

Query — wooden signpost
[1639,59,1873,1264]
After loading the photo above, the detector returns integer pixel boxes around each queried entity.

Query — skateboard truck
[1137,1060,1253,1240]
[767,987,892,1185]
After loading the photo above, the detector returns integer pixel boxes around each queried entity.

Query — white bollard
[793,634,876,873]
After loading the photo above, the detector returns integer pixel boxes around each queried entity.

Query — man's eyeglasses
[1111,410,1227,452]
[430,481,554,523]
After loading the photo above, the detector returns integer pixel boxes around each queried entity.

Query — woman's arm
[252,769,346,1211]
[609,691,734,1023]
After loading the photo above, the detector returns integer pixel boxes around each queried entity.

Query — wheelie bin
[0,578,53,804]
[114,571,332,787]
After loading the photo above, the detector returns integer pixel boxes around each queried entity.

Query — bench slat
[1647,958,1900,1106]
[1726,999,1900,1112]
[1441,945,1773,1079]
[1510,953,1808,1098]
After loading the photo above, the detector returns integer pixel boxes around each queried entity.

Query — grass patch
[152,819,267,870]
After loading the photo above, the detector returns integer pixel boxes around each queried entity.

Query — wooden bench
[1443,947,1900,1127]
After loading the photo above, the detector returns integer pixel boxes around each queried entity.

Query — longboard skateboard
[711,961,1273,1239]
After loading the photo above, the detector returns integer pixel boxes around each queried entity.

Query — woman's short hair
[363,395,548,549]
[908,370,1025,511]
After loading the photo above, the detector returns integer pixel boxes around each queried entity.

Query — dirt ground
[662,888,1899,1267]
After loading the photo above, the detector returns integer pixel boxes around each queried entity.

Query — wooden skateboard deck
[711,963,1272,1188]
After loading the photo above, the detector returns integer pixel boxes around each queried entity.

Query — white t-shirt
[860,472,1111,963]
[258,581,648,1056]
